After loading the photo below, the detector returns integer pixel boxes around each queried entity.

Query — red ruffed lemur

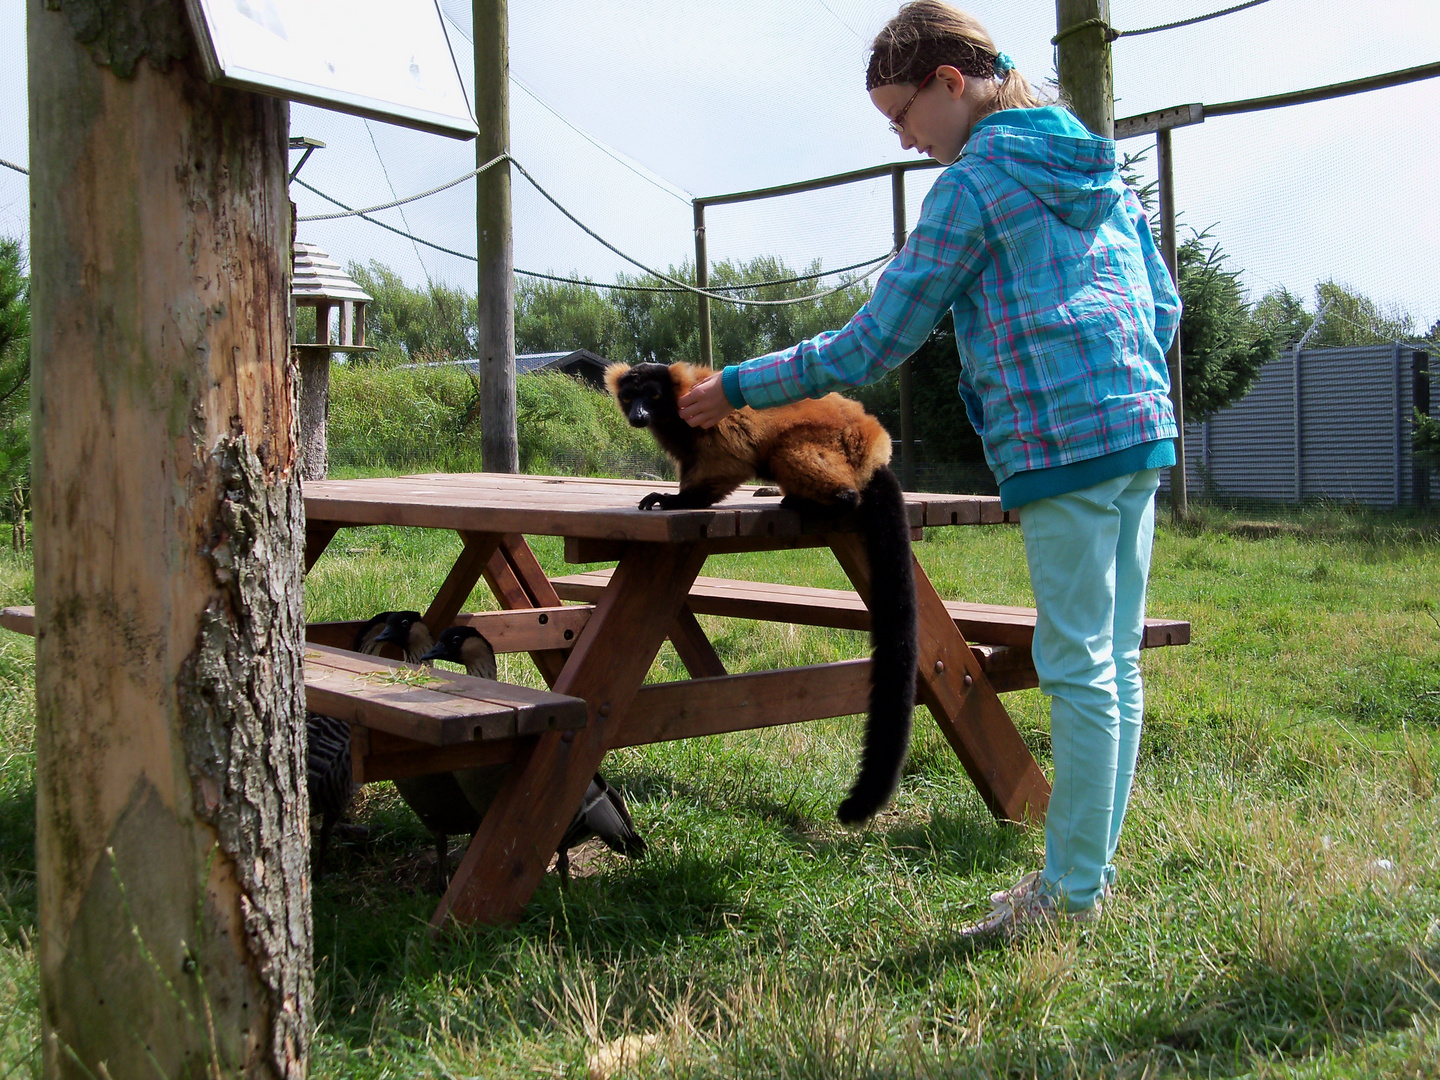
[608,361,918,824]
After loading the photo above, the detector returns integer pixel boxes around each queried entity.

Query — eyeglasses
[888,70,938,135]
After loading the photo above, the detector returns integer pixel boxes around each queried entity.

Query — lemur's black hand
[638,492,671,511]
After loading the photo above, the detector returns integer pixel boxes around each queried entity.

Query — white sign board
[185,0,478,140]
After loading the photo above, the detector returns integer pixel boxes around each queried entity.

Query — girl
[677,0,1180,938]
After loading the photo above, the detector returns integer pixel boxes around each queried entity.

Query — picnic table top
[302,472,1017,543]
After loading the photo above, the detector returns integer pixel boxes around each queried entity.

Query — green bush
[515,371,669,477]
[327,362,483,469]
[326,366,670,478]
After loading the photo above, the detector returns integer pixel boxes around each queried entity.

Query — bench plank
[305,644,588,742]
[0,607,34,636]
[549,572,1190,650]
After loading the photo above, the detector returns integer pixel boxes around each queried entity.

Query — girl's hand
[677,373,735,429]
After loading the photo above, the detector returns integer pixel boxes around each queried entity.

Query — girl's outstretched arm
[735,171,986,409]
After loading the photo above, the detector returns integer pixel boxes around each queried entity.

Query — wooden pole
[892,167,916,491]
[295,344,332,481]
[1156,127,1188,520]
[474,0,518,472]
[695,201,712,368]
[29,1,311,1076]
[1054,0,1115,138]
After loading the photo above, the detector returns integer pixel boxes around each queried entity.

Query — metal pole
[475,0,517,472]
[695,201,712,369]
[1055,0,1115,138]
[1156,126,1188,520]
[893,167,916,491]
[1415,350,1432,507]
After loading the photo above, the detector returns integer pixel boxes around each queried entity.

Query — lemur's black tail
[836,466,918,824]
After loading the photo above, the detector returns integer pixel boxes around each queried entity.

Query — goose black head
[373,610,433,659]
[420,625,497,677]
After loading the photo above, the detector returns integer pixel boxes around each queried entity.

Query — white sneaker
[990,870,1042,907]
[960,888,1101,940]
[990,871,1113,909]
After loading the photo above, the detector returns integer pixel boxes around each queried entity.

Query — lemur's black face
[614,363,675,429]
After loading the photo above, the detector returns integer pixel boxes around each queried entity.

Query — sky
[2,0,1438,335]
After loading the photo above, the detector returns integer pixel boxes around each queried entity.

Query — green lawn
[1,500,1438,1078]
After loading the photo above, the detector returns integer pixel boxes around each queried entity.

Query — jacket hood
[962,107,1122,230]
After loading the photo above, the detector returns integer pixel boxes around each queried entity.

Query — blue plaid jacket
[728,107,1180,497]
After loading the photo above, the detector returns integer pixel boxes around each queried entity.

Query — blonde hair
[867,1,1048,122]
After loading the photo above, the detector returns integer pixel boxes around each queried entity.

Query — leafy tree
[1252,285,1313,347]
[515,278,629,359]
[1255,280,1427,349]
[1414,409,1440,471]
[1119,149,1277,421]
[0,238,30,516]
[1173,230,1277,421]
[1302,280,1416,347]
[519,255,876,369]
[347,260,476,365]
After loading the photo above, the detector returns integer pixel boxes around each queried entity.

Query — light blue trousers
[1019,469,1160,912]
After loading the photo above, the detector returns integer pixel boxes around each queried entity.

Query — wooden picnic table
[302,472,1056,929]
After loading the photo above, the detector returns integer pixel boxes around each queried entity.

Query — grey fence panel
[1161,345,1434,508]
[1299,345,1399,505]
[1429,365,1439,503]
[1184,353,1298,502]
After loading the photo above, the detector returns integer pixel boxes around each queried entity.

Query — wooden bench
[548,571,1190,694]
[0,606,590,783]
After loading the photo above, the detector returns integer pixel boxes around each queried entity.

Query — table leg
[430,540,710,928]
[304,522,340,573]
[828,533,1049,824]
[669,604,727,678]
[482,534,570,685]
[422,531,504,634]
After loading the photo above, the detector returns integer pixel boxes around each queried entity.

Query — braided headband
[867,41,1014,90]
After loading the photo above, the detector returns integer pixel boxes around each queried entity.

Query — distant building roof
[293,241,372,304]
[397,349,611,386]
[516,349,609,377]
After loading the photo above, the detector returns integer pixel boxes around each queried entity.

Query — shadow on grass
[873,921,1440,1078]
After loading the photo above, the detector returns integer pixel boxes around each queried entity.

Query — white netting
[2,1,1438,504]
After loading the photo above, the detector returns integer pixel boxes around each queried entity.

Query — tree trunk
[29,1,311,1077]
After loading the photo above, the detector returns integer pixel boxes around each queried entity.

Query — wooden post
[1156,127,1188,520]
[695,201,712,369]
[474,0,518,473]
[1055,0,1115,138]
[892,167,916,491]
[294,345,331,481]
[29,1,310,1076]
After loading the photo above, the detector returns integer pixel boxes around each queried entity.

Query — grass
[0,498,1438,1077]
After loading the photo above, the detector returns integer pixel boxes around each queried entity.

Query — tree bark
[29,0,311,1076]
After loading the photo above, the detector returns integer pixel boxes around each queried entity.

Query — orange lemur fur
[607,361,918,823]
[605,361,892,512]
